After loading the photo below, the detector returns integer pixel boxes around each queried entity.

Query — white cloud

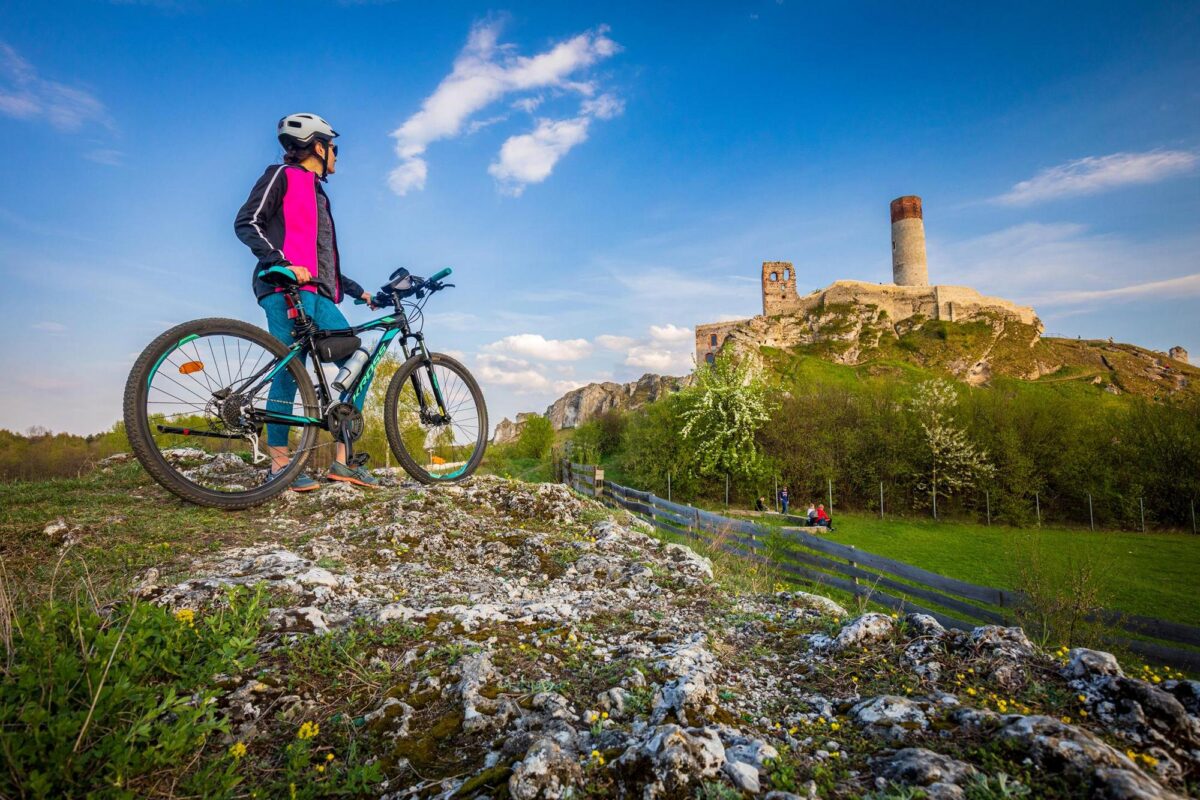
[1037,272,1200,305]
[389,21,620,195]
[512,95,543,113]
[32,321,66,333]
[994,150,1198,206]
[624,344,693,373]
[595,334,635,350]
[84,148,123,166]
[488,116,591,195]
[935,222,1200,310]
[0,43,114,132]
[648,323,693,343]
[483,333,592,361]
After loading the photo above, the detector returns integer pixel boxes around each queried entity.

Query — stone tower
[891,195,929,287]
[761,261,797,316]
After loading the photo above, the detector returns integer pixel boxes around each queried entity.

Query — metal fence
[560,460,1200,672]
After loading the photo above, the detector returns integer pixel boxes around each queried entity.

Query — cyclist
[234,113,380,491]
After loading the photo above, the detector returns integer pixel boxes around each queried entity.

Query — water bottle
[332,347,371,393]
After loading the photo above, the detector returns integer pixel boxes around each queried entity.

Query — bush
[513,416,554,460]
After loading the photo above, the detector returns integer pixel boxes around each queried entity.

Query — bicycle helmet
[277,113,339,149]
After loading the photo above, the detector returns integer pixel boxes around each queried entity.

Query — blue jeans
[259,291,350,447]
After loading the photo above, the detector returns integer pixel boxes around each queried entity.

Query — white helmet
[277,113,338,149]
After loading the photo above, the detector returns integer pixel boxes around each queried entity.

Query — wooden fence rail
[562,461,1200,672]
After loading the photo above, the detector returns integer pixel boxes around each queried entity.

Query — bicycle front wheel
[122,318,320,509]
[383,353,487,483]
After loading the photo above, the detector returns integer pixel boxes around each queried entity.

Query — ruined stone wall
[695,319,750,365]
[1169,346,1189,365]
[761,261,801,316]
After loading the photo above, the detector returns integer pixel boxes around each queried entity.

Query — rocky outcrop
[493,411,540,444]
[545,373,689,430]
[106,455,1199,799]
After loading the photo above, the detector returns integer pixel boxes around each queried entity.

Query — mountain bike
[122,267,487,509]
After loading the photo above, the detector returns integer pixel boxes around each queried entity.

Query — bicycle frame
[232,290,448,433]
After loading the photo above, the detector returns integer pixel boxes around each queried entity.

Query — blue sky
[1,0,1197,435]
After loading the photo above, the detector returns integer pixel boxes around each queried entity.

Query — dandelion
[315,764,325,774]
[890,612,899,619]
[601,712,609,720]
[1152,676,1162,684]
[1077,694,1087,704]
[229,742,247,760]
[830,722,841,731]
[297,721,320,740]
[326,753,335,762]
[967,688,977,697]
[174,608,196,628]
[1061,716,1071,724]
[817,717,826,725]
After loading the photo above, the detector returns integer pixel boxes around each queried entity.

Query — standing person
[778,485,790,515]
[234,113,380,491]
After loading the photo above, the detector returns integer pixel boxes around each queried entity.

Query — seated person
[755,496,768,512]
[805,503,818,525]
[815,504,834,530]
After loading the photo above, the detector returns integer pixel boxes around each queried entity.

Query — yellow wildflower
[316,764,325,774]
[788,726,798,734]
[1080,710,1088,717]
[1126,750,1137,760]
[817,717,826,725]
[601,712,609,720]
[1152,676,1161,684]
[326,753,335,762]
[967,688,977,697]
[174,608,195,627]
[229,742,247,759]
[1061,716,1071,724]
[830,722,841,731]
[297,721,320,740]
[1141,754,1159,768]
[1077,694,1087,703]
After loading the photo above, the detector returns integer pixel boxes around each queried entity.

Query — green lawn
[750,509,1200,627]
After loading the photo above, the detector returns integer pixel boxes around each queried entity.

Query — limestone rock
[614,724,725,798]
[873,747,977,788]
[832,612,895,651]
[493,412,540,444]
[850,695,929,740]
[508,738,582,800]
[545,374,688,430]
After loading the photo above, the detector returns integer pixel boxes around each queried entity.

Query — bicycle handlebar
[353,267,455,307]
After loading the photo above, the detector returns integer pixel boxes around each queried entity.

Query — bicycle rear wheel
[383,353,487,483]
[123,318,320,509]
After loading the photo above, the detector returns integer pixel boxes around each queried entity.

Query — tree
[909,379,995,516]
[678,354,772,482]
[514,416,554,460]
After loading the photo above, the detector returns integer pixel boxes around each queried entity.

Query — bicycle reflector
[179,361,205,375]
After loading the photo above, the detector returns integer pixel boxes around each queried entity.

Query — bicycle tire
[123,317,319,509]
[383,352,488,484]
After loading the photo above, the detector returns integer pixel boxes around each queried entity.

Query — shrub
[514,416,555,460]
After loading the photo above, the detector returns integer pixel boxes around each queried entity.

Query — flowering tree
[909,379,994,515]
[679,354,772,481]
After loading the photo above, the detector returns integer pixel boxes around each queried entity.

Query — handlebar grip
[354,298,366,305]
[428,267,452,283]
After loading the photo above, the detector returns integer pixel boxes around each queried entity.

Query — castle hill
[2,5,1198,800]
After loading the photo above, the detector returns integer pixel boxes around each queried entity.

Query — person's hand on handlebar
[287,265,313,284]
[360,291,379,310]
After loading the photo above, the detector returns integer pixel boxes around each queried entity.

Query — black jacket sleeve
[234,165,289,266]
[339,273,366,302]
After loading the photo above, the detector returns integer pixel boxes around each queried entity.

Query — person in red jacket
[815,504,834,531]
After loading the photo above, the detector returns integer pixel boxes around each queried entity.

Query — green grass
[751,509,1200,627]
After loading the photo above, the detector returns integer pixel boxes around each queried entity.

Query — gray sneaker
[270,467,320,492]
[328,461,381,488]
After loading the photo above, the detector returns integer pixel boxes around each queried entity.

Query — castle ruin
[696,195,1040,365]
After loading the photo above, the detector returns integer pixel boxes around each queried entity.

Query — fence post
[985,490,991,526]
[848,545,858,587]
[667,471,672,503]
[932,482,938,520]
[725,474,730,509]
[828,478,833,516]
[1035,492,1041,527]
[1089,493,1094,531]
[774,475,778,513]
[880,481,884,520]
[693,508,701,536]
[594,466,604,499]
[1140,497,1145,533]
[1193,500,1197,535]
